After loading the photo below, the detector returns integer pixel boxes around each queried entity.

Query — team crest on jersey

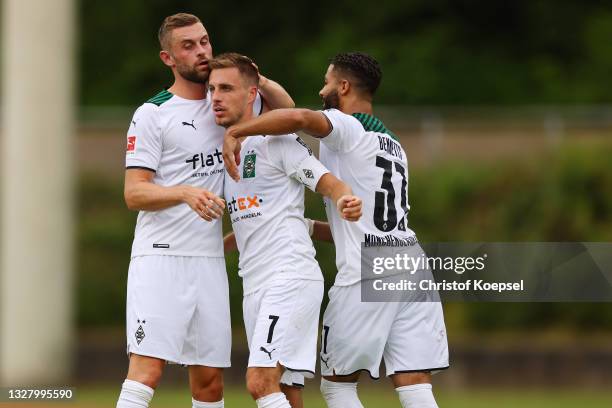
[135,319,146,345]
[243,151,257,179]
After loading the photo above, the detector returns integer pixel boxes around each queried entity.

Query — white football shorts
[243,278,324,385]
[320,281,449,379]
[126,255,231,367]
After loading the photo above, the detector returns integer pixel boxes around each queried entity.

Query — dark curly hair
[330,52,382,97]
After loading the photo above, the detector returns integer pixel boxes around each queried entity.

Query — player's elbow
[289,109,311,129]
[124,187,140,211]
[316,173,349,198]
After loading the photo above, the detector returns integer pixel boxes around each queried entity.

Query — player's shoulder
[144,89,174,107]
[131,90,175,121]
[351,112,399,141]
[264,132,298,144]
[263,133,313,158]
[265,133,305,149]
[323,108,362,127]
[133,89,175,116]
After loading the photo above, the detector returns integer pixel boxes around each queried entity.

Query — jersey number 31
[374,156,408,232]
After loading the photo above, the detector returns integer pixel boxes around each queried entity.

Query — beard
[217,107,245,128]
[322,89,340,110]
[176,62,210,84]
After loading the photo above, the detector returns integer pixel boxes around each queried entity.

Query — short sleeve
[125,104,162,172]
[319,108,365,152]
[267,134,330,192]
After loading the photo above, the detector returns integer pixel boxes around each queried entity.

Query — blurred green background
[82,0,612,106]
[74,0,612,403]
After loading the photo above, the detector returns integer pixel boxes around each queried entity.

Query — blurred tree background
[81,0,612,106]
[77,0,612,335]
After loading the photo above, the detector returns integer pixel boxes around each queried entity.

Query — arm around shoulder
[258,74,295,111]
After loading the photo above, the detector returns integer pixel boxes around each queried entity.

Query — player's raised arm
[258,75,295,111]
[248,59,295,111]
[315,173,362,222]
[227,108,330,139]
[222,109,331,180]
[124,169,225,221]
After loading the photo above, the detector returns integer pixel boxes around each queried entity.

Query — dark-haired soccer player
[222,52,449,408]
[118,13,294,408]
[208,53,362,408]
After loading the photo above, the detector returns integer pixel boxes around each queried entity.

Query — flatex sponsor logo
[185,148,224,177]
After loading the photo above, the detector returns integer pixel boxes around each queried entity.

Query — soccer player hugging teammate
[222,53,449,408]
[208,53,363,408]
[120,13,294,408]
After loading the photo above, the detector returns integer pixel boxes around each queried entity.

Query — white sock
[116,379,154,408]
[255,392,291,408]
[396,383,439,408]
[320,379,364,408]
[192,398,224,408]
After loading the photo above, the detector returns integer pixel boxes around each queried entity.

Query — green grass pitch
[75,385,612,407]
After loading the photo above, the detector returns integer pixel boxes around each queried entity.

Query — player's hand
[223,129,242,182]
[182,186,225,221]
[250,60,268,86]
[337,195,362,222]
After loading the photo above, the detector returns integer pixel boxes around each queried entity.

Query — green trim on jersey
[352,112,398,141]
[146,89,173,106]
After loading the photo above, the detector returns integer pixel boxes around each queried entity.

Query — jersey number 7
[374,156,408,232]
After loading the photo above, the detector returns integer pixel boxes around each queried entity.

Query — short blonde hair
[158,13,201,50]
[209,53,259,87]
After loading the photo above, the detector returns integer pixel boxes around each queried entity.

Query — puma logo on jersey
[260,346,276,360]
[320,356,330,368]
[182,120,196,130]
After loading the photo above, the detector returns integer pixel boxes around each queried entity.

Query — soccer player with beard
[221,53,449,408]
[208,53,362,408]
[118,13,294,408]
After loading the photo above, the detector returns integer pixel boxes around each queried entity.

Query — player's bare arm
[227,108,330,139]
[124,168,225,221]
[222,109,330,181]
[312,220,334,242]
[315,173,362,222]
[223,231,238,253]
[249,59,294,111]
[258,74,295,112]
[305,218,334,242]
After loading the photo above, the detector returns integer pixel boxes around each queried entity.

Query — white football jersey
[125,89,262,257]
[224,134,329,294]
[319,109,417,286]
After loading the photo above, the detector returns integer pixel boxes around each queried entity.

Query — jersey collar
[352,112,398,141]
